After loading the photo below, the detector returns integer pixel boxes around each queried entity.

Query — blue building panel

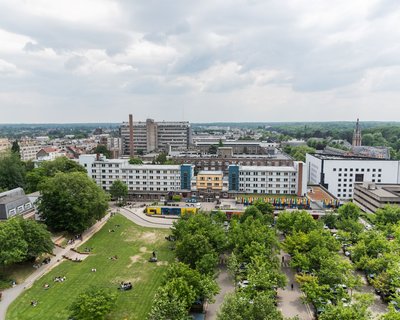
[228,165,240,191]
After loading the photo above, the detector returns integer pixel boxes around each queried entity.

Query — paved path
[119,207,174,229]
[206,266,235,320]
[277,252,313,320]
[0,213,111,320]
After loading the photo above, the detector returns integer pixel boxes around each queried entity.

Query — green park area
[7,214,174,320]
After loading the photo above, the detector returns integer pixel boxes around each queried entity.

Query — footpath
[0,213,111,320]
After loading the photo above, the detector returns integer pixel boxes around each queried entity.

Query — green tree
[276,210,319,235]
[154,152,168,164]
[109,180,128,205]
[93,145,111,158]
[375,205,400,229]
[38,172,109,233]
[17,218,54,259]
[148,286,189,320]
[69,287,117,320]
[128,157,143,165]
[0,151,26,190]
[337,202,360,221]
[218,139,224,147]
[26,156,86,193]
[217,291,283,320]
[11,140,20,156]
[0,219,28,268]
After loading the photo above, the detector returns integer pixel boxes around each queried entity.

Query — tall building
[120,115,192,155]
[352,118,362,147]
[306,153,400,200]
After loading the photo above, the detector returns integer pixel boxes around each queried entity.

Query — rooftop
[309,153,396,161]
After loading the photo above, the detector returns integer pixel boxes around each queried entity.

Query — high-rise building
[121,115,192,155]
[352,118,362,147]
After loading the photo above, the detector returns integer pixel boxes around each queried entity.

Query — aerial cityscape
[1,1,400,320]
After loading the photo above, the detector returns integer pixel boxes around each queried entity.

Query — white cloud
[1,0,400,122]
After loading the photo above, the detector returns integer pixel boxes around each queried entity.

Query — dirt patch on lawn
[127,255,144,268]
[139,232,158,243]
[156,261,169,266]
[139,247,147,253]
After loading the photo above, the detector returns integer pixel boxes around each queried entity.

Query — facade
[171,153,293,175]
[228,162,307,196]
[36,147,66,161]
[195,141,275,155]
[121,117,192,155]
[20,143,42,161]
[354,183,400,213]
[79,154,306,200]
[0,188,34,220]
[79,154,191,200]
[0,138,10,153]
[306,153,400,200]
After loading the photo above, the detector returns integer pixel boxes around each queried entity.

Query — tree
[154,152,168,164]
[276,210,319,235]
[26,156,86,193]
[109,180,128,205]
[38,172,109,233]
[218,139,224,147]
[11,140,20,156]
[148,286,189,320]
[217,291,283,320]
[0,219,28,268]
[17,218,54,259]
[0,151,26,190]
[337,202,360,221]
[240,206,263,223]
[93,145,111,158]
[318,294,373,320]
[128,157,143,165]
[375,205,400,229]
[69,287,117,320]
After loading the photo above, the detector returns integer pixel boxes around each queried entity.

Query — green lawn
[7,214,174,320]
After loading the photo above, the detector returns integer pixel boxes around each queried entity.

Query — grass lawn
[7,214,174,320]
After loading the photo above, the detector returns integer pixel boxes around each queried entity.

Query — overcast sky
[0,0,399,123]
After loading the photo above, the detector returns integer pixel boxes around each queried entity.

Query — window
[378,169,382,172]
[355,174,364,182]
[333,168,337,171]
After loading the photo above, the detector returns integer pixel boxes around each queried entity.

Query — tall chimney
[129,114,134,157]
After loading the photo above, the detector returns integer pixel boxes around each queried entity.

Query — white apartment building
[79,155,182,196]
[306,153,400,200]
[229,162,307,196]
[20,144,42,161]
[36,147,66,161]
[0,138,10,153]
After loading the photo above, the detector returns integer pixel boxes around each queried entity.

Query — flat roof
[198,170,224,175]
[241,165,296,171]
[309,153,396,161]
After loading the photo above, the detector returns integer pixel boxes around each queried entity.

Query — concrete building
[195,140,275,155]
[20,141,42,161]
[0,138,10,153]
[36,147,66,161]
[354,182,400,213]
[79,154,191,200]
[0,188,35,220]
[306,153,400,200]
[121,115,192,155]
[228,162,307,196]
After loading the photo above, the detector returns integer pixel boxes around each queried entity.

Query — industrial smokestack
[129,114,134,157]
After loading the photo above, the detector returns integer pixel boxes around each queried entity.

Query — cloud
[1,0,400,123]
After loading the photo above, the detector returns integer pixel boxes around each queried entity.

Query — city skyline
[1,0,400,123]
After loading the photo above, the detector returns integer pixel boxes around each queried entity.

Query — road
[119,206,174,228]
[206,266,235,319]
[277,251,314,320]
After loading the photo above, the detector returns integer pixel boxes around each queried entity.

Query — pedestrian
[291,283,294,290]
[281,256,284,264]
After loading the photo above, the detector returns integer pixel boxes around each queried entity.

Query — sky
[0,0,400,123]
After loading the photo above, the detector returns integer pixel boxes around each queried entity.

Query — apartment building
[79,155,192,200]
[120,116,192,155]
[228,162,307,196]
[0,138,10,153]
[306,153,400,200]
[20,142,42,161]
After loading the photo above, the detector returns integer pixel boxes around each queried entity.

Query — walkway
[0,212,111,320]
[206,266,235,320]
[277,251,313,320]
[119,206,174,229]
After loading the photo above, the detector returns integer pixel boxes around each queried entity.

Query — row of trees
[218,202,286,320]
[148,213,223,319]
[278,207,373,319]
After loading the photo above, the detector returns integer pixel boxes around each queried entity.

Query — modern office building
[228,162,307,196]
[354,182,400,213]
[120,115,192,155]
[306,153,400,200]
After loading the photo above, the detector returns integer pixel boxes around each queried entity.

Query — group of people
[54,276,66,282]
[119,282,132,291]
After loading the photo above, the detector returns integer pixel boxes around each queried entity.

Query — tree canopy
[0,151,26,190]
[38,172,109,233]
